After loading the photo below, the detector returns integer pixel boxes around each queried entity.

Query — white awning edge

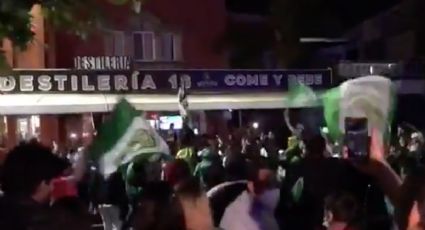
[0,93,319,114]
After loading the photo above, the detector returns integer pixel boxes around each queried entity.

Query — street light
[252,122,259,129]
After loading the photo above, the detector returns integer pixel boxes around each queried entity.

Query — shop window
[17,115,40,142]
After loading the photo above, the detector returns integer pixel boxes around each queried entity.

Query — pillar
[15,4,45,68]
[6,116,17,150]
[39,115,59,149]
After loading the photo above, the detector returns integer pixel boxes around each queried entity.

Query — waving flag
[178,83,189,120]
[89,99,170,176]
[288,76,396,143]
[287,81,319,107]
[323,76,396,141]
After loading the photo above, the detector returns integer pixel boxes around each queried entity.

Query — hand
[369,128,386,163]
[407,201,423,230]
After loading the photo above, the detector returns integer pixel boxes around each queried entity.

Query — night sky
[226,0,401,29]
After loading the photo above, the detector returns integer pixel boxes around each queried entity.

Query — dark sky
[226,0,401,29]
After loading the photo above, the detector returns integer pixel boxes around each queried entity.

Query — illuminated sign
[74,56,131,70]
[0,69,333,94]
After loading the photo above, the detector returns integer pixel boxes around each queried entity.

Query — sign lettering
[0,69,332,94]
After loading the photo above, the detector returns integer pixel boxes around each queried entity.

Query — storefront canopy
[0,69,333,114]
[0,93,321,114]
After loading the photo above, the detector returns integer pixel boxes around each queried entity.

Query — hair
[395,166,425,230]
[324,192,360,224]
[1,141,68,197]
[202,161,225,190]
[175,177,203,200]
[164,159,192,187]
[132,182,186,230]
[224,154,248,181]
[180,125,195,147]
[246,157,277,194]
[303,135,326,158]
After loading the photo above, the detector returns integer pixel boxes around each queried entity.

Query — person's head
[246,157,280,210]
[303,135,326,159]
[267,131,275,140]
[323,192,360,230]
[409,132,424,152]
[201,134,217,150]
[200,158,225,190]
[169,123,175,130]
[180,126,195,147]
[133,178,213,230]
[1,141,67,203]
[224,153,248,181]
[164,159,192,188]
[132,182,186,230]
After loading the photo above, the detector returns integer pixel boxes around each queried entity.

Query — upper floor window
[158,33,177,61]
[133,31,155,61]
[133,31,181,62]
[105,31,125,56]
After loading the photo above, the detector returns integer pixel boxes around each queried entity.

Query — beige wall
[2,5,46,68]
[15,4,45,69]
[2,5,47,151]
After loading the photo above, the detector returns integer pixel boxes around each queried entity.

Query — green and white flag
[288,76,396,143]
[287,81,319,107]
[322,75,396,142]
[90,99,170,177]
[291,177,304,203]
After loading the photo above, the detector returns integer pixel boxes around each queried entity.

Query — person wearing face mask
[209,157,280,230]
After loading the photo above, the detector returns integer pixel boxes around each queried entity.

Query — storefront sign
[338,62,401,78]
[74,56,131,70]
[0,69,332,94]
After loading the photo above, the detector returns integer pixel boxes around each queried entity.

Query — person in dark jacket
[0,141,69,230]
[277,135,391,230]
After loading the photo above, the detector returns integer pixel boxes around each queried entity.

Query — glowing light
[69,133,78,139]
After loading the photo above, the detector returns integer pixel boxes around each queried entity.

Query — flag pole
[178,76,191,128]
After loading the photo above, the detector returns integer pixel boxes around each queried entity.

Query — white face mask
[409,143,419,152]
[258,189,280,211]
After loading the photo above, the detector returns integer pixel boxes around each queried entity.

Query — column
[39,115,59,149]
[6,116,17,149]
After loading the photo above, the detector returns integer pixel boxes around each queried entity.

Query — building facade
[0,0,229,155]
[312,0,425,130]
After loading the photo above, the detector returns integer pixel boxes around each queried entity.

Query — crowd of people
[0,119,424,230]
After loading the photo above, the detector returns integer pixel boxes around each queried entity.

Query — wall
[1,5,61,151]
[54,0,227,69]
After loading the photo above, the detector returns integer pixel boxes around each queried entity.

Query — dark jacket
[277,158,391,230]
[0,196,55,230]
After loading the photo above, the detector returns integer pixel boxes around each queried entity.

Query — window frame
[133,31,156,62]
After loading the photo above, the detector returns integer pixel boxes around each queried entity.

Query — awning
[0,78,420,115]
[0,93,318,114]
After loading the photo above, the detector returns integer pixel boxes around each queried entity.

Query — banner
[0,69,332,94]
